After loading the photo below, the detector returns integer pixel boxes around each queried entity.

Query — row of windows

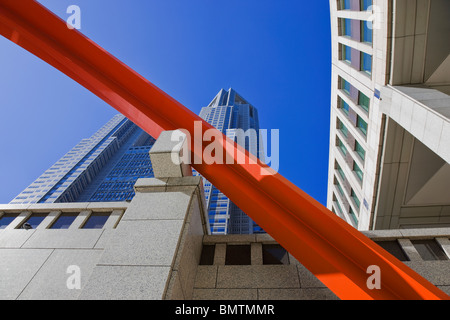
[199,244,289,266]
[0,212,115,230]
[335,160,362,215]
[337,119,366,161]
[340,44,372,76]
[340,18,373,44]
[338,97,368,138]
[338,0,372,11]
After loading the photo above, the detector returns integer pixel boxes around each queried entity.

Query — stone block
[194,266,218,289]
[0,229,36,248]
[22,230,104,249]
[192,288,257,300]
[216,265,300,289]
[98,220,184,266]
[258,288,339,300]
[149,130,191,178]
[0,249,53,299]
[123,192,191,221]
[18,249,102,300]
[78,266,171,300]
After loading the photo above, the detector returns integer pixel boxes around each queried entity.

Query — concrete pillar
[78,130,208,300]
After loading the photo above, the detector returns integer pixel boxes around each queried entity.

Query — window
[340,0,351,10]
[50,213,77,229]
[361,52,372,75]
[199,245,215,265]
[339,97,350,115]
[225,245,251,265]
[351,189,361,208]
[358,91,370,113]
[0,214,17,229]
[337,136,347,156]
[337,118,349,138]
[82,213,110,229]
[357,116,368,136]
[375,241,409,261]
[355,141,366,161]
[342,44,352,63]
[353,162,364,182]
[411,240,448,261]
[262,244,289,265]
[341,77,351,95]
[335,177,344,196]
[361,0,372,10]
[361,20,373,44]
[19,213,48,229]
[336,161,346,180]
[341,18,352,37]
[333,193,343,214]
[348,206,359,226]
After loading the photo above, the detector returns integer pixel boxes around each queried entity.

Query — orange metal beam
[0,0,448,300]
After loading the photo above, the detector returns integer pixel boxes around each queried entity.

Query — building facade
[327,0,450,230]
[199,88,264,235]
[10,114,155,204]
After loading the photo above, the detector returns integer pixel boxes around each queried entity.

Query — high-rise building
[327,0,450,230]
[199,88,265,235]
[10,114,155,204]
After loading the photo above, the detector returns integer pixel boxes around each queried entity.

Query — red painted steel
[0,0,448,300]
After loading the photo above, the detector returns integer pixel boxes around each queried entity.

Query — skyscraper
[199,88,265,235]
[10,114,155,204]
[327,0,450,230]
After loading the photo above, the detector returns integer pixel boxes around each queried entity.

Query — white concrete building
[327,0,450,230]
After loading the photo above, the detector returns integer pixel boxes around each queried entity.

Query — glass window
[338,118,349,137]
[225,245,251,265]
[353,162,364,182]
[199,245,215,265]
[411,240,448,261]
[357,116,368,136]
[50,213,77,229]
[342,44,352,62]
[339,97,350,115]
[361,0,373,10]
[337,136,347,156]
[340,0,351,10]
[335,177,344,196]
[340,78,348,94]
[358,91,370,113]
[262,244,289,265]
[355,141,366,161]
[351,189,361,208]
[19,213,48,229]
[333,193,343,214]
[349,206,359,226]
[0,214,17,229]
[342,18,352,36]
[336,161,346,181]
[375,240,409,261]
[82,213,110,229]
[361,20,373,44]
[361,52,372,75]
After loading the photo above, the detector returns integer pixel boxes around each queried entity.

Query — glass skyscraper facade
[199,88,264,235]
[10,114,155,204]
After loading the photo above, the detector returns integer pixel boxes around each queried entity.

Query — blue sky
[0,0,331,205]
